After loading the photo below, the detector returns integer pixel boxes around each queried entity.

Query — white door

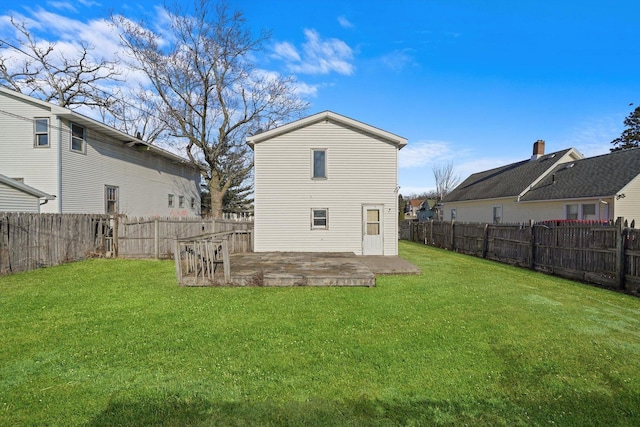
[362,205,383,255]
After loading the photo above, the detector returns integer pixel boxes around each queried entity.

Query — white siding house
[442,142,640,225]
[0,174,55,213]
[0,87,200,216]
[247,111,407,255]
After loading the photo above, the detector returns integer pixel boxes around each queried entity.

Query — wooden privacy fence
[0,213,111,275]
[403,219,640,295]
[116,216,253,259]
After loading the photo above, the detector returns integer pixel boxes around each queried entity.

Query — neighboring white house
[0,87,200,216]
[442,141,640,224]
[247,111,407,255]
[0,174,55,213]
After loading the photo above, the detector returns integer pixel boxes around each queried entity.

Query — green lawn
[1,240,639,426]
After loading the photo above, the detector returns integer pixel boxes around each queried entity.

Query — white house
[247,111,407,255]
[0,174,55,213]
[0,87,200,217]
[442,141,640,224]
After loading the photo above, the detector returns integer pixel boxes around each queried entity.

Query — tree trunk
[209,182,225,219]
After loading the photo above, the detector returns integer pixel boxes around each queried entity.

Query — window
[450,208,457,221]
[566,204,579,220]
[312,149,327,179]
[311,208,328,229]
[179,195,185,208]
[492,206,502,224]
[34,118,49,147]
[71,123,85,153]
[582,204,596,220]
[190,197,196,209]
[105,185,118,214]
[168,194,174,208]
[366,209,380,235]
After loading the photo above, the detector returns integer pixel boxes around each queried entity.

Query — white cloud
[273,29,354,76]
[561,114,622,158]
[380,49,415,72]
[399,140,455,168]
[337,16,354,29]
[47,2,77,13]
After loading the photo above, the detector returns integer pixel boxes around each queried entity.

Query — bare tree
[433,162,459,201]
[113,0,308,218]
[0,16,121,109]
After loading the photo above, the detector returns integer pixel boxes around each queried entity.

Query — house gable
[251,112,404,255]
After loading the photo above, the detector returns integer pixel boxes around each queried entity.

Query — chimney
[531,140,545,161]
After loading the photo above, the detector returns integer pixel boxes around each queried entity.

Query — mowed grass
[1,241,639,426]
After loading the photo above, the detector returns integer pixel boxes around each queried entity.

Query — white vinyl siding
[60,122,200,216]
[0,182,41,212]
[254,119,399,255]
[0,95,59,212]
[0,89,201,216]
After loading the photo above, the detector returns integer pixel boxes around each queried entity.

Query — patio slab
[223,252,420,287]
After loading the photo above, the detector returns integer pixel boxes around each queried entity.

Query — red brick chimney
[531,140,545,161]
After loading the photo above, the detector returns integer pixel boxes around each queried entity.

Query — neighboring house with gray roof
[0,174,55,213]
[0,87,200,216]
[441,140,640,224]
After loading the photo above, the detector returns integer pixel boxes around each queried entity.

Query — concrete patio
[221,252,420,287]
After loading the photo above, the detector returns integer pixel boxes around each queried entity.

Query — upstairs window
[34,118,49,147]
[71,123,85,153]
[312,149,327,179]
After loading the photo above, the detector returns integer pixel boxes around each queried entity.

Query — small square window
[312,149,326,179]
[312,208,328,229]
[71,123,85,153]
[168,194,174,208]
[34,118,49,147]
[179,195,185,208]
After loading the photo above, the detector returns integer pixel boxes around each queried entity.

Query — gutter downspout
[57,117,63,212]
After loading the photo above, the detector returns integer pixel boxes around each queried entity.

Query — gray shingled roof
[520,147,640,201]
[443,149,573,202]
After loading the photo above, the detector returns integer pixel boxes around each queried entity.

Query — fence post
[615,217,626,290]
[529,220,535,270]
[482,223,489,258]
[450,220,456,251]
[154,219,160,259]
[173,239,182,284]
[222,239,230,283]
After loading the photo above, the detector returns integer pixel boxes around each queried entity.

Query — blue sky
[1,0,639,195]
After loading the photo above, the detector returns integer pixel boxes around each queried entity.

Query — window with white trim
[105,185,118,214]
[179,195,185,208]
[312,149,327,179]
[168,194,174,208]
[71,123,86,153]
[190,197,196,209]
[34,118,49,147]
[311,208,328,229]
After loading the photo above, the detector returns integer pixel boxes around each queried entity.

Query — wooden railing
[173,230,253,286]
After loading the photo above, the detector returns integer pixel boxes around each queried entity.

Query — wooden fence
[115,216,253,259]
[0,213,111,275]
[0,213,253,276]
[402,219,640,296]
